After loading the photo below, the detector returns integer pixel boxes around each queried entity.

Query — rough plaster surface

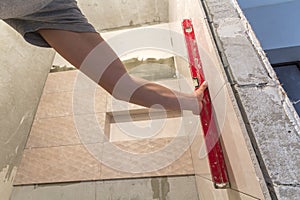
[0,21,55,200]
[275,185,300,200]
[11,176,199,200]
[236,86,300,184]
[203,0,300,199]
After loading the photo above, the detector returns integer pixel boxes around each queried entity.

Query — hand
[192,81,208,115]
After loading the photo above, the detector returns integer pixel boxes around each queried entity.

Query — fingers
[198,81,208,94]
[195,81,208,99]
[192,81,208,115]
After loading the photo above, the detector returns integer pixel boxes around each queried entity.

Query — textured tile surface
[36,89,107,119]
[100,137,194,179]
[26,116,81,148]
[14,145,101,185]
[43,70,78,94]
[26,113,110,149]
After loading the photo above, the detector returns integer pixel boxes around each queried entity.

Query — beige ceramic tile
[26,116,81,148]
[100,137,194,180]
[196,175,229,200]
[195,176,260,200]
[211,84,264,199]
[107,137,174,154]
[175,57,193,91]
[44,70,103,94]
[14,145,101,185]
[100,149,194,180]
[189,125,212,180]
[43,71,78,94]
[27,113,110,149]
[94,88,109,113]
[36,88,107,119]
[106,79,180,114]
[168,1,226,100]
[35,92,73,119]
[52,53,74,68]
[155,79,181,91]
[193,19,226,101]
[106,95,147,114]
[169,0,206,23]
[74,113,110,144]
[73,87,108,115]
[110,117,186,142]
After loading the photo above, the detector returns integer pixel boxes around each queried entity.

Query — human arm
[38,30,207,114]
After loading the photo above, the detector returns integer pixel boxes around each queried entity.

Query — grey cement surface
[0,22,55,200]
[236,86,300,185]
[275,185,300,200]
[203,0,300,199]
[11,176,199,200]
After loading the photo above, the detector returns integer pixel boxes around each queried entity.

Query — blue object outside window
[274,64,300,115]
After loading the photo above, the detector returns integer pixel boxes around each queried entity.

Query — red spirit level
[182,19,230,188]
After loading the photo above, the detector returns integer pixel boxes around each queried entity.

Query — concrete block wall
[201,0,300,199]
[0,22,55,199]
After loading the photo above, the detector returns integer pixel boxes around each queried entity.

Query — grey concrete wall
[0,22,55,200]
[201,0,300,199]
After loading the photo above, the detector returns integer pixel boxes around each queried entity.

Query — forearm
[96,56,199,112]
[38,30,203,113]
[127,77,198,111]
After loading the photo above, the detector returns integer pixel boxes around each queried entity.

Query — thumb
[195,81,208,97]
